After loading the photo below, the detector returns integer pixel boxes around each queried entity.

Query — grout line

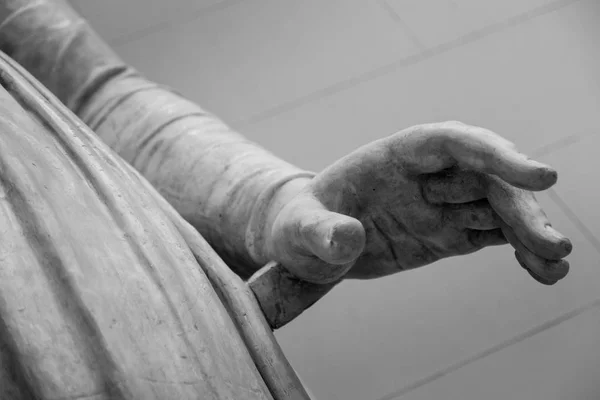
[110,0,245,47]
[530,133,587,158]
[377,0,427,51]
[233,0,582,129]
[67,0,82,14]
[372,297,600,400]
[546,188,600,253]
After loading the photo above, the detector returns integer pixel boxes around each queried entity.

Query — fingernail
[545,226,573,254]
[542,167,558,182]
[530,161,557,184]
[327,222,365,263]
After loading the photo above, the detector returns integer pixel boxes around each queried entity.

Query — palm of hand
[268,122,572,285]
[342,165,505,279]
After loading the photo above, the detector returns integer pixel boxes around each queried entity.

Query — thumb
[296,202,366,266]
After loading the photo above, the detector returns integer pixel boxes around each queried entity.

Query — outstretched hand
[263,121,572,285]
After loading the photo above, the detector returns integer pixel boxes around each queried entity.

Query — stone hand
[264,121,573,285]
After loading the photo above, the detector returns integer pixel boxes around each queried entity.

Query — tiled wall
[70,1,600,399]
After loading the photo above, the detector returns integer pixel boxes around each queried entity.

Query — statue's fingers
[465,228,508,251]
[515,251,560,285]
[399,122,558,191]
[488,177,572,260]
[423,169,487,204]
[444,200,500,230]
[501,223,570,283]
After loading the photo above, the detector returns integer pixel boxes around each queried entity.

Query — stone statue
[0,0,572,399]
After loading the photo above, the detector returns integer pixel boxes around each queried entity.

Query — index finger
[434,122,558,191]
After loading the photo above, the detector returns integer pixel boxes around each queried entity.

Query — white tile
[384,0,566,48]
[111,0,418,123]
[70,0,226,42]
[276,190,599,400]
[243,0,600,173]
[391,304,600,400]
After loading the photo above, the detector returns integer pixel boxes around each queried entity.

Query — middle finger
[487,175,572,260]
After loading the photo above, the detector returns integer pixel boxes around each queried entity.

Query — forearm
[0,0,314,277]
